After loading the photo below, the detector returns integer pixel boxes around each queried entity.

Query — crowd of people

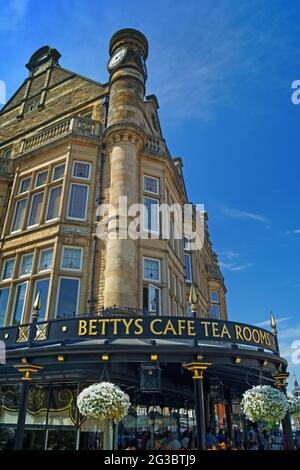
[119,425,288,450]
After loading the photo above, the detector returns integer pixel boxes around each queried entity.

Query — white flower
[77,382,130,425]
[241,385,288,425]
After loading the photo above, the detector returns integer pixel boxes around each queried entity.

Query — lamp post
[270,313,294,450]
[183,357,212,450]
[14,292,42,450]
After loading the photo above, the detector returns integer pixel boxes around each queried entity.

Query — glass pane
[46,430,76,450]
[73,162,90,179]
[144,197,159,233]
[28,192,44,227]
[52,164,65,181]
[149,285,160,314]
[12,283,27,325]
[20,253,33,276]
[144,258,159,281]
[19,177,30,193]
[35,170,47,187]
[39,249,53,271]
[46,185,62,221]
[210,304,220,319]
[11,198,27,232]
[23,429,46,450]
[144,176,158,194]
[56,278,79,318]
[33,278,49,321]
[0,287,10,326]
[210,291,219,302]
[67,184,88,219]
[2,258,15,279]
[62,248,82,270]
[185,254,192,282]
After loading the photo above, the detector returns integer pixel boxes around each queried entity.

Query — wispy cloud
[286,228,300,235]
[219,261,252,272]
[220,206,270,224]
[255,316,291,328]
[219,249,252,272]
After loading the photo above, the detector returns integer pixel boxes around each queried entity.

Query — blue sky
[1,0,300,388]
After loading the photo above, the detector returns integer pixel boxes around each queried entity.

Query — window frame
[184,253,192,283]
[60,246,83,272]
[45,184,63,223]
[148,283,161,315]
[143,257,161,282]
[19,177,31,195]
[19,252,34,277]
[0,286,10,326]
[11,197,27,234]
[52,163,65,182]
[72,161,91,180]
[66,183,89,221]
[55,276,81,319]
[1,257,16,281]
[31,277,50,321]
[27,190,44,229]
[38,248,53,273]
[35,169,48,188]
[143,196,160,235]
[143,175,160,195]
[11,281,28,326]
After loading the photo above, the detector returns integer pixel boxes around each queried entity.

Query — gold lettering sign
[75,317,276,352]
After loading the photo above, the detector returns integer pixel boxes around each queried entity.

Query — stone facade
[0,29,227,326]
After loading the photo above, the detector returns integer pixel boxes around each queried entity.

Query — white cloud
[255,316,291,328]
[0,0,30,32]
[219,261,252,272]
[220,206,270,224]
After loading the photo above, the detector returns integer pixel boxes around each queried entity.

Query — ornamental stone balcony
[19,116,102,155]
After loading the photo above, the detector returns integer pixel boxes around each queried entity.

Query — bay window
[67,183,89,220]
[143,175,159,195]
[52,163,65,181]
[35,170,48,188]
[19,177,31,194]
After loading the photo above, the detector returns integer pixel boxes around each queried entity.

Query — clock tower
[103,29,148,309]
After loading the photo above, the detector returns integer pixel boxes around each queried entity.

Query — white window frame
[11,281,28,325]
[1,257,15,281]
[0,286,11,326]
[19,177,31,194]
[67,183,89,221]
[55,276,81,318]
[52,163,65,182]
[143,175,160,195]
[27,191,44,229]
[11,197,27,234]
[45,184,63,223]
[31,277,50,320]
[143,257,161,282]
[60,246,83,272]
[19,253,34,277]
[148,283,161,315]
[72,160,91,180]
[143,196,160,235]
[38,248,53,272]
[35,169,48,188]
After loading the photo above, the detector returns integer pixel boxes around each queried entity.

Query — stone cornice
[103,123,147,151]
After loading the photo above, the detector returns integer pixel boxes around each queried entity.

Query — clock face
[108,47,127,70]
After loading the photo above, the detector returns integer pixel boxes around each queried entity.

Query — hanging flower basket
[241,385,288,425]
[77,382,130,430]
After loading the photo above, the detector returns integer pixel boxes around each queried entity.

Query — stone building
[0,28,226,328]
[0,29,290,451]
